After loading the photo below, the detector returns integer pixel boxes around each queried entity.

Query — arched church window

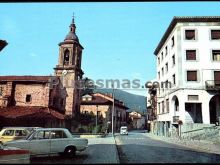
[63,49,70,66]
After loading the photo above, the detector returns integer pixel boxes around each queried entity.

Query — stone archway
[209,94,220,125]
[171,95,179,113]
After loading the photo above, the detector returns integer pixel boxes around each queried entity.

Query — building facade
[0,16,83,130]
[154,16,220,137]
[80,93,129,132]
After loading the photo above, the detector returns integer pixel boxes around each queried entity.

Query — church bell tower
[54,14,84,118]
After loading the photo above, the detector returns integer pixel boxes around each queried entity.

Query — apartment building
[154,16,220,137]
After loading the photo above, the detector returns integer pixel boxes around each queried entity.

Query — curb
[145,133,220,155]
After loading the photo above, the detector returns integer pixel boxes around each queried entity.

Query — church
[0,16,84,131]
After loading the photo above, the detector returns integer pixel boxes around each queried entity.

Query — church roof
[0,106,65,120]
[65,30,79,42]
[0,76,54,83]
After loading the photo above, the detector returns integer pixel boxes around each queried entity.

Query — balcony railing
[205,80,220,90]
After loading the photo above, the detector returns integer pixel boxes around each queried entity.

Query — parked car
[0,127,39,144]
[3,128,88,158]
[120,126,128,135]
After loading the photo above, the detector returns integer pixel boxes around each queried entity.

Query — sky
[1,2,220,96]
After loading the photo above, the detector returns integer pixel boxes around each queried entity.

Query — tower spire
[72,12,75,24]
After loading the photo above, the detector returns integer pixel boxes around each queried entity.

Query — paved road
[115,131,220,163]
[30,135,118,164]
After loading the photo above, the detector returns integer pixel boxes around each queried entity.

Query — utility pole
[96,105,98,134]
[112,84,115,136]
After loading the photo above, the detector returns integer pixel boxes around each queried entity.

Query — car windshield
[26,130,36,140]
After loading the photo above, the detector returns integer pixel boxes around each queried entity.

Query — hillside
[94,88,147,114]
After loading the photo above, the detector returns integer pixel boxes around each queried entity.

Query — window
[166,99,169,113]
[171,36,175,47]
[188,95,199,101]
[172,55,175,66]
[187,71,197,81]
[158,71,160,80]
[26,94,32,102]
[51,130,67,139]
[186,50,196,60]
[3,130,14,136]
[161,52,163,61]
[162,101,165,113]
[214,71,220,85]
[162,67,164,76]
[0,87,2,96]
[32,130,50,140]
[158,57,160,65]
[211,30,220,40]
[15,130,28,136]
[165,63,168,73]
[185,30,195,40]
[63,49,70,65]
[158,103,160,114]
[165,46,168,55]
[173,74,176,85]
[165,80,170,88]
[212,50,220,61]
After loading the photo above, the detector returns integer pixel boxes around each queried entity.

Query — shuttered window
[186,50,196,60]
[187,71,197,81]
[185,30,195,40]
[211,30,220,40]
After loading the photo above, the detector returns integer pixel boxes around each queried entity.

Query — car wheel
[64,146,76,158]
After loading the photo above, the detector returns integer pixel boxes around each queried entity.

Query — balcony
[205,80,220,90]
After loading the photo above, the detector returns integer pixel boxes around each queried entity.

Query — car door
[50,130,68,153]
[29,130,51,155]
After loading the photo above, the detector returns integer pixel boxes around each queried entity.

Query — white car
[120,126,128,135]
[3,128,88,158]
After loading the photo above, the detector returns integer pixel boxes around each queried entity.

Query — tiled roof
[0,106,65,120]
[0,76,54,83]
[154,16,220,55]
[81,93,129,110]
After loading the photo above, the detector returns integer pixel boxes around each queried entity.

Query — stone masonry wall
[14,83,49,107]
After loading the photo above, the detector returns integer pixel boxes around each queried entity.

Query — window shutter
[187,71,197,81]
[185,30,195,39]
[211,30,220,39]
[186,50,196,60]
[214,71,220,83]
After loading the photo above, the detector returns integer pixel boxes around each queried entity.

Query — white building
[154,16,220,137]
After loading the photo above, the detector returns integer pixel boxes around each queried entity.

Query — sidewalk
[144,133,220,155]
[82,134,119,164]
